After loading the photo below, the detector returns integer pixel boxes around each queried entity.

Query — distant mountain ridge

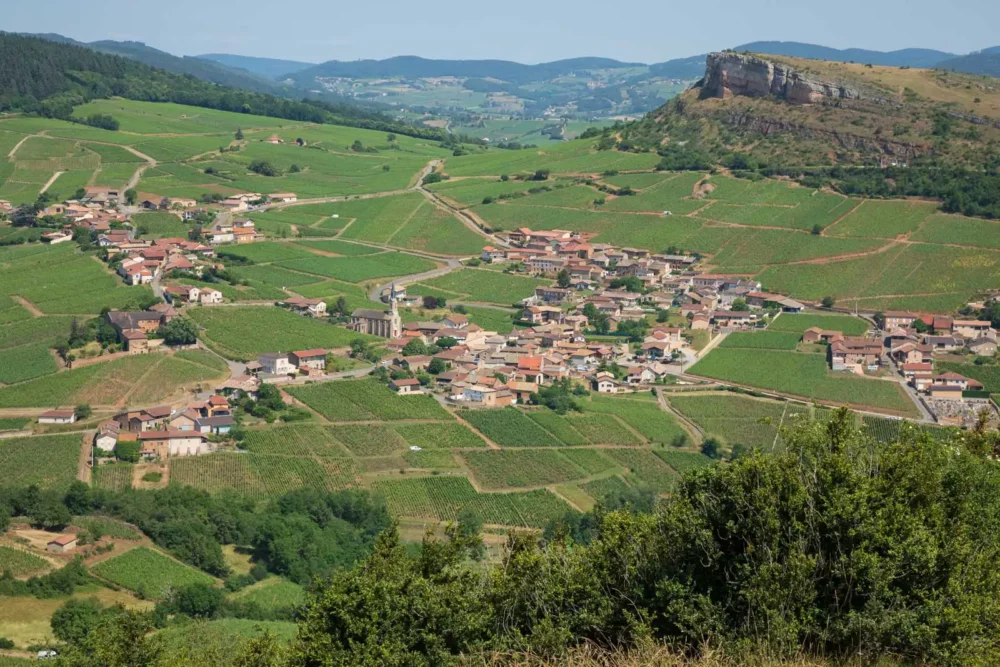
[284,55,647,86]
[732,41,956,68]
[197,53,316,79]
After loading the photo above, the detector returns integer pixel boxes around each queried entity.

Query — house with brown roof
[291,349,327,371]
[389,378,422,394]
[829,337,883,371]
[138,430,210,458]
[953,320,994,340]
[900,362,933,391]
[883,311,918,330]
[47,534,78,553]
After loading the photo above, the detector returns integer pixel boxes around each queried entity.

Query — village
[12,179,1000,466]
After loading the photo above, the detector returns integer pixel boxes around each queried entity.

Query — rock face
[701,52,861,104]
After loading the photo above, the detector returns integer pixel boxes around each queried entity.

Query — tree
[75,404,92,420]
[821,296,836,309]
[556,269,571,288]
[700,436,722,459]
[811,224,823,235]
[157,318,198,345]
[31,495,71,529]
[235,127,244,140]
[289,163,301,173]
[248,160,279,177]
[402,339,428,357]
[64,481,92,516]
[582,303,610,334]
[11,203,39,227]
[52,597,105,644]
[609,276,644,293]
[427,358,447,375]
[73,187,87,200]
[436,337,458,349]
[124,189,137,206]
[58,607,163,667]
[530,169,550,181]
[731,298,749,312]
[386,133,397,142]
[163,582,224,618]
[333,296,349,317]
[114,440,140,463]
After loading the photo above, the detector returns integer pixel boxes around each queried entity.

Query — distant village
[14,193,1000,455]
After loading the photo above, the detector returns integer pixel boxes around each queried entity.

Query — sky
[6,0,1000,64]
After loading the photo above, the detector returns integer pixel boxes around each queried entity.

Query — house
[593,371,620,394]
[168,408,201,432]
[802,327,843,344]
[38,410,76,425]
[931,372,983,392]
[195,415,235,435]
[351,301,402,339]
[389,378,422,394]
[138,430,210,458]
[462,385,514,407]
[94,421,119,453]
[506,381,537,404]
[291,349,327,371]
[923,335,963,353]
[47,535,78,553]
[441,315,469,330]
[690,313,711,330]
[216,375,261,400]
[481,246,506,262]
[883,311,918,330]
[281,297,327,317]
[535,286,571,304]
[258,353,296,376]
[829,337,882,371]
[968,337,998,357]
[269,193,297,203]
[900,363,933,391]
[106,311,165,336]
[199,289,224,305]
[928,384,964,400]
[711,311,759,329]
[265,135,283,144]
[953,320,994,340]
[122,330,154,354]
[165,285,200,303]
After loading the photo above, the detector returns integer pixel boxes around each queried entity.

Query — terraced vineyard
[288,379,453,422]
[370,476,570,527]
[91,547,215,599]
[459,408,563,447]
[0,545,50,577]
[0,434,81,491]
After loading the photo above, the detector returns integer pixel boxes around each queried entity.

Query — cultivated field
[91,547,215,599]
[0,434,81,491]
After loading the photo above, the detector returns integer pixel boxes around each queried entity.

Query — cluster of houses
[94,395,236,460]
[103,233,217,285]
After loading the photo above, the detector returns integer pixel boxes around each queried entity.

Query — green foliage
[52,597,105,644]
[91,547,216,599]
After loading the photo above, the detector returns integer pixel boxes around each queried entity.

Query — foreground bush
[290,410,1000,665]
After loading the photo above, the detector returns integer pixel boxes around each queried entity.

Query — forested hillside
[0,33,440,138]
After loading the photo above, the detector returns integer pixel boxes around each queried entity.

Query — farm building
[47,534,78,553]
[94,421,120,452]
[291,349,327,371]
[258,353,295,376]
[389,378,422,395]
[38,410,76,425]
[138,430,210,458]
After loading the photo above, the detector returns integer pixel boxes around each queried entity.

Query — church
[351,285,402,338]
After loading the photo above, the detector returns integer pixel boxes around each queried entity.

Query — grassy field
[688,349,918,416]
[768,313,871,335]
[415,269,547,304]
[132,211,189,239]
[188,306,375,360]
[157,619,299,653]
[719,330,802,350]
[74,516,143,541]
[91,547,215,599]
[229,577,305,611]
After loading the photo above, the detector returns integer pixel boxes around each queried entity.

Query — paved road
[367,257,464,302]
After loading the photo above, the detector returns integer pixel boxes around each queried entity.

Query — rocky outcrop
[724,112,927,158]
[701,52,861,104]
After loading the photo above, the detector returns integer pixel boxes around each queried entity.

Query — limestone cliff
[701,52,861,104]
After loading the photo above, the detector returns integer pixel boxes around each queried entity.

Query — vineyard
[393,423,487,449]
[461,450,587,489]
[287,379,452,422]
[605,449,680,492]
[580,475,632,503]
[567,414,641,445]
[168,453,360,499]
[560,448,618,476]
[91,547,215,599]
[459,408,562,447]
[861,415,947,444]
[330,424,406,457]
[0,434,81,491]
[585,394,689,444]
[669,393,786,448]
[654,450,714,475]
[230,578,306,612]
[0,545,50,577]
[370,476,570,527]
[242,425,350,457]
[526,410,588,445]
[73,516,143,541]
[0,417,29,431]
[91,464,135,492]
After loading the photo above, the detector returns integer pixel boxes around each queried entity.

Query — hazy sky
[6,0,999,64]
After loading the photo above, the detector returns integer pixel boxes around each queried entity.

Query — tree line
[0,33,445,141]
